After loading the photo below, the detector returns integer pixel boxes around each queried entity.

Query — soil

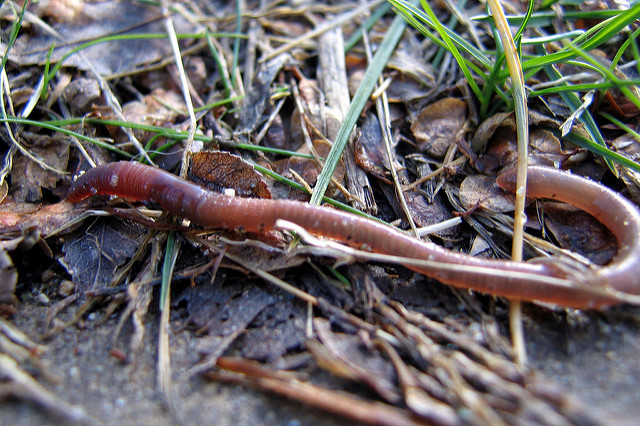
[1,283,639,425]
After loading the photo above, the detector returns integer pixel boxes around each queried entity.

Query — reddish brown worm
[67,161,640,309]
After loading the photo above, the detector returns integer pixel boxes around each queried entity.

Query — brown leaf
[470,112,513,154]
[459,174,515,213]
[411,98,467,158]
[263,113,290,151]
[189,151,271,199]
[542,202,618,265]
[106,88,185,145]
[62,78,103,113]
[10,137,70,203]
[11,0,197,76]
[0,200,83,238]
[62,218,143,295]
[354,114,392,181]
[403,191,458,236]
[478,121,574,172]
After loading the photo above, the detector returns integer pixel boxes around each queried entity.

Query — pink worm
[67,161,640,309]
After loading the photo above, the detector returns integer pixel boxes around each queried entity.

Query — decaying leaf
[104,88,186,145]
[189,151,271,199]
[62,218,143,295]
[541,202,618,265]
[402,190,458,233]
[262,113,289,151]
[10,137,69,203]
[10,0,198,76]
[271,156,319,200]
[61,77,103,113]
[354,113,393,181]
[459,174,516,213]
[411,97,467,158]
[0,200,82,238]
[478,116,577,172]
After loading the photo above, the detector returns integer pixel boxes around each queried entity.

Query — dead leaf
[0,200,82,238]
[403,191,458,236]
[62,77,102,113]
[470,111,513,154]
[478,121,574,172]
[262,113,289,151]
[62,218,143,295]
[354,114,392,181]
[10,136,69,203]
[189,151,271,199]
[541,202,618,265]
[10,0,198,76]
[271,156,319,200]
[411,98,467,158]
[105,88,185,145]
[459,174,515,213]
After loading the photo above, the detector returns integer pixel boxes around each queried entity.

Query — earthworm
[67,161,640,309]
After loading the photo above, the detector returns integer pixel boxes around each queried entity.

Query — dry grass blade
[2,0,640,424]
[486,0,529,365]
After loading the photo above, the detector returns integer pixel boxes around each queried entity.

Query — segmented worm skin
[67,161,640,309]
[496,166,640,297]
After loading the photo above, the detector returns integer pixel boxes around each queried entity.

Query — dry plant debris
[0,0,639,424]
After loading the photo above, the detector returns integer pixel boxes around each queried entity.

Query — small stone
[37,292,50,304]
[58,280,76,296]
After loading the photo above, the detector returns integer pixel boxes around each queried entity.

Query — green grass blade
[160,232,178,311]
[542,61,615,172]
[516,3,640,77]
[0,117,133,158]
[0,0,27,74]
[599,111,640,145]
[345,2,392,52]
[562,130,640,173]
[309,2,415,205]
[416,0,483,100]
[390,0,493,68]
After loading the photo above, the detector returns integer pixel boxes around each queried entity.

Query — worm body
[68,162,640,309]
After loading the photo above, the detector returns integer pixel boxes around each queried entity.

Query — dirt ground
[1,275,639,425]
[1,1,639,424]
